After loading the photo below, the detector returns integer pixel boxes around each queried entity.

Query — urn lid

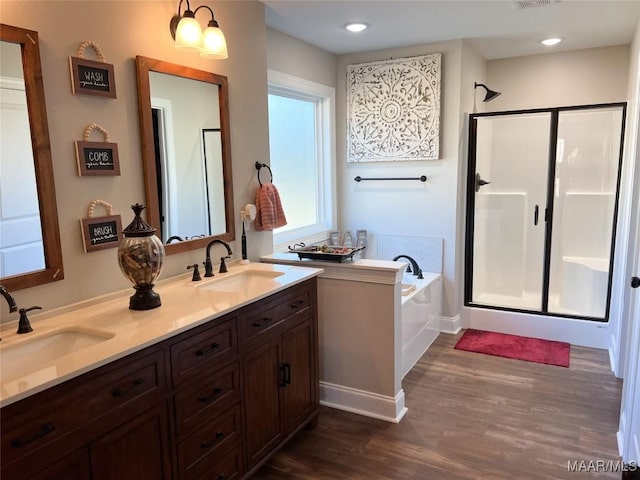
[122,203,156,237]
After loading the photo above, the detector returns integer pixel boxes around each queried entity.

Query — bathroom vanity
[261,253,442,423]
[0,263,322,480]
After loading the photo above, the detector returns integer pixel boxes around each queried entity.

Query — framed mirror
[0,24,63,290]
[135,56,235,255]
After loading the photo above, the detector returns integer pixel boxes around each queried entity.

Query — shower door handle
[475,173,491,192]
[534,205,539,226]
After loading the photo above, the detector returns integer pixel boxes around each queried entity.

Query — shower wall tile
[376,234,443,274]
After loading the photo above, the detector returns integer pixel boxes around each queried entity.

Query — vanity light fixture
[474,82,502,102]
[540,37,563,46]
[345,22,368,33]
[170,0,228,59]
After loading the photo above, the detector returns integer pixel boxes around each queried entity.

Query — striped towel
[255,182,287,231]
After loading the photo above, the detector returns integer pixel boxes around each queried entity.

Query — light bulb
[175,15,202,51]
[201,25,228,59]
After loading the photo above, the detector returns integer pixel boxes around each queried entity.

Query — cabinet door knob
[631,276,640,288]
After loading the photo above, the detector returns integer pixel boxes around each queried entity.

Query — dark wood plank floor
[253,331,623,479]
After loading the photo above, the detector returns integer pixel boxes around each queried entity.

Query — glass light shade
[118,204,165,310]
[175,16,203,51]
[201,26,228,59]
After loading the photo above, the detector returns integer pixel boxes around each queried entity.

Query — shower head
[474,82,502,102]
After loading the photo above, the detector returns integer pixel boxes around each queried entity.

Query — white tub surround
[400,272,442,378]
[261,253,442,422]
[0,262,323,407]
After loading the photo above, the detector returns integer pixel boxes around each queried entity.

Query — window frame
[267,70,336,251]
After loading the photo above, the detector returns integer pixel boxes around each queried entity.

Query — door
[281,318,315,434]
[242,338,283,468]
[466,104,626,320]
[89,402,172,480]
[467,112,552,311]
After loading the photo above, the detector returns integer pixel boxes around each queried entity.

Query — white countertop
[0,262,323,407]
[261,253,406,285]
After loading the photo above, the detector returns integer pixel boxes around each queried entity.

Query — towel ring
[255,161,273,186]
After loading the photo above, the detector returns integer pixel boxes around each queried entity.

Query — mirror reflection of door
[149,71,225,243]
[0,40,45,277]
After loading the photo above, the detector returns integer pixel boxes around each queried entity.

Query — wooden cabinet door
[281,318,315,434]
[89,401,172,480]
[29,449,91,480]
[243,339,283,469]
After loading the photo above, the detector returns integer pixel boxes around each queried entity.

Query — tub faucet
[0,285,18,313]
[392,255,424,280]
[204,239,233,277]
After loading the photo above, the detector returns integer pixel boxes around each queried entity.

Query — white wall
[487,45,630,110]
[0,0,272,320]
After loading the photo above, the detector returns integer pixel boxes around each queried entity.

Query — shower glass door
[466,104,626,321]
[547,106,625,317]
[469,113,551,311]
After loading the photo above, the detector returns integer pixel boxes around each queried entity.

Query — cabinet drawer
[241,287,311,348]
[1,348,165,468]
[178,405,242,479]
[193,445,243,480]
[171,317,238,386]
[174,361,240,438]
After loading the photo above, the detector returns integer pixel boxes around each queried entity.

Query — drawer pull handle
[195,342,220,356]
[10,422,56,448]
[279,363,291,387]
[201,431,225,449]
[112,378,145,398]
[218,475,227,480]
[252,318,272,328]
[198,387,224,403]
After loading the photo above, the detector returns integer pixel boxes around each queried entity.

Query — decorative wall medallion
[347,53,441,162]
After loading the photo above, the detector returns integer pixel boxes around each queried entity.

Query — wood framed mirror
[0,24,63,290]
[135,56,235,255]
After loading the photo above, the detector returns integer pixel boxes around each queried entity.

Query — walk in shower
[465,103,626,321]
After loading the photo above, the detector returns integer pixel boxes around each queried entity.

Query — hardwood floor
[253,331,623,479]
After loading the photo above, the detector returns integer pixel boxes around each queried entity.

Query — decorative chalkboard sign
[69,41,116,98]
[81,200,122,253]
[75,123,120,176]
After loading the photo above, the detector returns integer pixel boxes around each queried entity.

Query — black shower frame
[464,102,627,322]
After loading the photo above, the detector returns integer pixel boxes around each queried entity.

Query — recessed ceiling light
[345,23,368,33]
[540,37,563,46]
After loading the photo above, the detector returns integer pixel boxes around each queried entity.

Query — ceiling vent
[512,0,559,9]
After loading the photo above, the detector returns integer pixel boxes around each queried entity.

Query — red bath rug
[454,329,570,367]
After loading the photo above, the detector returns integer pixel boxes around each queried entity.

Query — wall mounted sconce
[474,82,501,102]
[169,0,228,59]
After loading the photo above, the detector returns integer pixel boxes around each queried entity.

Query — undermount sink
[196,269,285,294]
[1,327,115,382]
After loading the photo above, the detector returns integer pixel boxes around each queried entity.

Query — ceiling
[262,0,640,59]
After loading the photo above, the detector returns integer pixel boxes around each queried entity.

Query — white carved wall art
[347,53,441,162]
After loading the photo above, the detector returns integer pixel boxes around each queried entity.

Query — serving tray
[287,244,364,263]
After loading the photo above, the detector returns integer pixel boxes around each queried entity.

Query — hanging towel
[255,182,287,231]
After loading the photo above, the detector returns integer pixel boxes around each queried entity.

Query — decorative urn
[118,203,165,310]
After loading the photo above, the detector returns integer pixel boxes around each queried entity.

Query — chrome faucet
[204,239,232,277]
[392,255,424,279]
[0,285,18,313]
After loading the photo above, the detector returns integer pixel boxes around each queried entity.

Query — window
[267,70,335,250]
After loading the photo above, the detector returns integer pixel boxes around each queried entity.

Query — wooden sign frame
[69,56,117,98]
[75,140,120,176]
[81,215,122,252]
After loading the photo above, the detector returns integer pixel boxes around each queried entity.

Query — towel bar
[354,175,427,182]
[255,162,273,186]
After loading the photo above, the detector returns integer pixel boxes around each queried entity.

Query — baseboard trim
[319,381,407,423]
[440,314,461,334]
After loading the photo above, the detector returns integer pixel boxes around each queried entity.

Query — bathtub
[400,272,442,378]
